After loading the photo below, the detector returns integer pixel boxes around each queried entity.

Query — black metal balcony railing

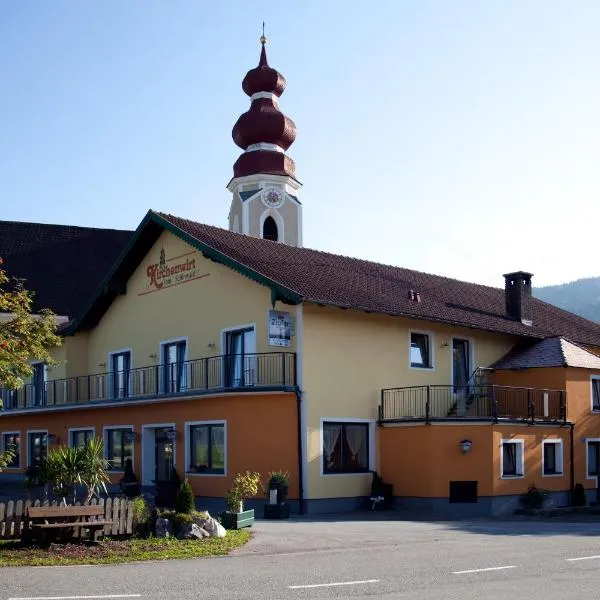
[0,352,297,411]
[379,385,566,424]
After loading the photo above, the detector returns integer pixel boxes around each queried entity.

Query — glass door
[452,339,471,391]
[154,428,175,481]
[225,328,255,387]
[163,341,187,393]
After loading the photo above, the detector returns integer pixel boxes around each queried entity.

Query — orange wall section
[380,424,570,500]
[0,393,299,500]
[566,367,600,490]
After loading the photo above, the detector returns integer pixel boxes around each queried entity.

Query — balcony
[379,385,567,424]
[0,352,297,412]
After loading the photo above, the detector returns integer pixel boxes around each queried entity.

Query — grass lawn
[0,531,251,567]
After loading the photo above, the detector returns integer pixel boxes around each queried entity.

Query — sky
[1,1,598,288]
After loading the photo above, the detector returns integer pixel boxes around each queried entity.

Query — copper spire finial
[260,21,267,45]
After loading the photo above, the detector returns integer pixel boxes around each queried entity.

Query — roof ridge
[154,211,509,294]
[0,219,132,234]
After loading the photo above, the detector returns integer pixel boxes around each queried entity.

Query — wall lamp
[460,439,473,454]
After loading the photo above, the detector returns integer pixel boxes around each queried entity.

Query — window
[500,440,524,478]
[110,351,131,399]
[163,341,187,393]
[262,216,278,241]
[588,440,600,478]
[28,431,48,467]
[323,422,369,474]
[70,429,94,448]
[188,423,225,474]
[105,428,133,471]
[31,363,47,406]
[410,332,432,369]
[592,376,600,411]
[2,433,20,468]
[542,440,563,476]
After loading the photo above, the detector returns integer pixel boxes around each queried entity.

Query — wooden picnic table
[24,505,114,544]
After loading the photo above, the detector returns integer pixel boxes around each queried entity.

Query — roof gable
[63,210,600,347]
[492,337,600,370]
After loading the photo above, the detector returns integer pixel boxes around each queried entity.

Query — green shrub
[519,484,549,509]
[132,496,150,536]
[174,478,195,514]
[572,482,587,507]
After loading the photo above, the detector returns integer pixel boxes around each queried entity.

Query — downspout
[570,422,575,504]
[295,386,305,514]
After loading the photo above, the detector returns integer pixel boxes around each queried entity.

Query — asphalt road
[3,516,600,599]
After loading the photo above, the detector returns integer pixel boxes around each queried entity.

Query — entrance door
[452,339,471,416]
[452,339,471,390]
[154,428,175,481]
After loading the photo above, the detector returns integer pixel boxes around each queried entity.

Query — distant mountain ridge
[534,277,600,324]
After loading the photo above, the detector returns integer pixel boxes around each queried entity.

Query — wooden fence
[0,497,134,540]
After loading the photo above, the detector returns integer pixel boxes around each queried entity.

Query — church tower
[227,34,302,246]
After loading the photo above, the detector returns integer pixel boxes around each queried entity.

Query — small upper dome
[242,43,286,97]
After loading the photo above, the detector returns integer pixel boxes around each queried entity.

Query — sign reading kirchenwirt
[268,310,295,347]
[139,247,209,295]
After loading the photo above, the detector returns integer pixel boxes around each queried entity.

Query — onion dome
[231,35,298,180]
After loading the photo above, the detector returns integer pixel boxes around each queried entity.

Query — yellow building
[2,39,600,516]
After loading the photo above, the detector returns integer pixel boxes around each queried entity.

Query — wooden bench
[24,505,114,544]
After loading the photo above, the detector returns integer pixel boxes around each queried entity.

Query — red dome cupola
[231,35,298,180]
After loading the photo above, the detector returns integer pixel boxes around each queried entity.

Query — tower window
[262,216,278,241]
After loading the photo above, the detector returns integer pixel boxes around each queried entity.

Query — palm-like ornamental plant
[43,437,111,504]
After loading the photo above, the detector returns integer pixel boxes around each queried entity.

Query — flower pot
[263,503,290,519]
[220,509,255,530]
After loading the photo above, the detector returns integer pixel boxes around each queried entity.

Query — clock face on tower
[262,187,284,208]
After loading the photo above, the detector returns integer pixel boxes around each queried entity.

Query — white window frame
[1,430,21,470]
[103,425,135,473]
[26,429,49,468]
[408,329,435,371]
[68,427,96,448]
[541,439,564,477]
[586,437,600,480]
[320,417,376,477]
[108,348,133,399]
[591,375,600,413]
[184,420,227,477]
[159,337,188,393]
[500,439,525,479]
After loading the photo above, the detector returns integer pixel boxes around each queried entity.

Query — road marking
[288,579,379,589]
[8,595,142,600]
[566,555,600,562]
[453,565,517,575]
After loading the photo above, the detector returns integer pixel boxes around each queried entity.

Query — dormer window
[263,216,278,241]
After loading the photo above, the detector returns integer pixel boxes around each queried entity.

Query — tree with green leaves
[0,256,62,469]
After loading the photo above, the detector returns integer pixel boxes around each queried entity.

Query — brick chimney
[503,271,533,324]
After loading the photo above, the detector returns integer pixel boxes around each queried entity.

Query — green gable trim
[151,212,301,305]
[63,210,301,335]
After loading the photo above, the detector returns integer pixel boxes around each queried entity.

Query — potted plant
[220,471,261,529]
[264,470,291,519]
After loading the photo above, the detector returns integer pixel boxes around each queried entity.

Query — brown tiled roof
[492,337,600,370]
[0,220,132,317]
[156,212,600,347]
